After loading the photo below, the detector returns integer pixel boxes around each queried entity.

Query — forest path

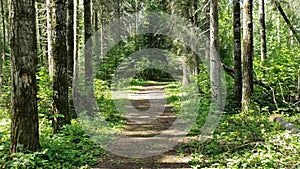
[93,83,193,169]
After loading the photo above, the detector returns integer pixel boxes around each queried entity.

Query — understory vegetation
[1,0,300,168]
[1,46,299,168]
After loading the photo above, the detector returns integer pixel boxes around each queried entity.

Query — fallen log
[269,114,300,133]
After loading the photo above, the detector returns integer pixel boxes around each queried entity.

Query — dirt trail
[93,83,193,169]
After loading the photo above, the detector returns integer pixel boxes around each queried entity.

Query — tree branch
[222,63,272,91]
[273,0,300,44]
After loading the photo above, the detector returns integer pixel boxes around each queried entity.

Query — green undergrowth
[187,111,300,168]
[94,79,127,127]
[0,119,106,169]
[162,79,300,168]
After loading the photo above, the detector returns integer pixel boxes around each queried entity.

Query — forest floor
[93,83,194,169]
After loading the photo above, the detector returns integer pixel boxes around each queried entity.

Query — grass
[1,77,299,168]
[159,80,300,168]
[0,107,106,169]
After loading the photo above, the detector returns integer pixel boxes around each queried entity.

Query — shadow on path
[93,83,193,169]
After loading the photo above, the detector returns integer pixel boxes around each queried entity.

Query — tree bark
[67,0,76,118]
[52,0,70,133]
[204,0,210,62]
[35,3,43,53]
[84,0,93,89]
[84,0,95,114]
[10,0,40,153]
[274,0,300,44]
[182,60,189,85]
[242,0,254,113]
[0,0,4,96]
[210,0,222,109]
[72,0,79,116]
[100,1,104,59]
[67,0,74,85]
[1,0,5,53]
[46,0,53,77]
[233,0,242,108]
[192,0,199,76]
[259,0,267,61]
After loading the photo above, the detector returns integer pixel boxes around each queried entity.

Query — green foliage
[188,112,300,168]
[0,121,105,169]
[135,68,174,81]
[254,46,300,113]
[94,79,126,127]
[0,56,11,108]
[37,67,53,119]
[0,0,299,168]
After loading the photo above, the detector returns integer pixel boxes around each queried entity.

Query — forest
[0,0,299,168]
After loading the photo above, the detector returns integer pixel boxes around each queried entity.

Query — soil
[92,83,193,169]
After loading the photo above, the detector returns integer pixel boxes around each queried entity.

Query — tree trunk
[74,0,79,62]
[10,0,40,153]
[100,1,104,59]
[84,0,95,114]
[46,0,53,77]
[241,0,254,113]
[84,1,94,87]
[259,0,267,61]
[134,0,138,48]
[4,0,8,42]
[72,0,79,116]
[210,0,222,109]
[67,0,76,118]
[182,60,189,85]
[274,0,300,44]
[1,0,5,52]
[52,0,70,133]
[67,0,74,84]
[192,0,199,76]
[0,0,4,96]
[233,0,242,108]
[204,0,210,62]
[35,3,43,53]
[93,0,101,62]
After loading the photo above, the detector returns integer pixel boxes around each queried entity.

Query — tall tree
[10,0,40,153]
[0,0,5,95]
[72,0,80,116]
[274,0,300,43]
[233,0,242,108]
[192,0,199,76]
[67,0,76,118]
[210,0,222,109]
[259,0,267,61]
[0,0,5,49]
[52,0,70,132]
[35,2,43,53]
[67,0,74,83]
[204,0,210,61]
[46,0,53,76]
[182,57,189,85]
[84,0,95,112]
[241,0,254,112]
